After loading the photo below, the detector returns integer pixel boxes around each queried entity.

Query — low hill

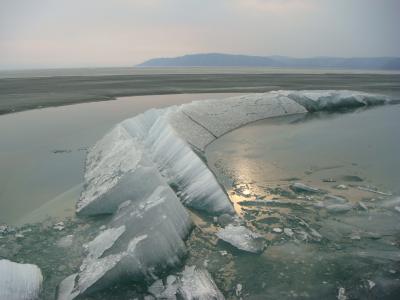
[137,53,400,70]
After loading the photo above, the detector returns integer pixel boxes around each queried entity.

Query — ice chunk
[357,185,392,196]
[216,225,265,254]
[61,186,193,298]
[56,235,74,248]
[147,266,224,300]
[337,287,347,300]
[276,90,390,112]
[315,195,349,209]
[326,204,353,214]
[0,259,43,300]
[290,182,321,194]
[178,266,225,300]
[324,195,348,205]
[57,274,79,300]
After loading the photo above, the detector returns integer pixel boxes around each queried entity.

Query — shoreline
[1,73,400,116]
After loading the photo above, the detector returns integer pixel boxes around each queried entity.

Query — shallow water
[206,104,400,199]
[0,93,242,225]
[204,104,400,299]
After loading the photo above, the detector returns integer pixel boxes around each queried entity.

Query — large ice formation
[0,259,43,300]
[67,90,390,297]
[59,186,192,299]
[77,90,389,217]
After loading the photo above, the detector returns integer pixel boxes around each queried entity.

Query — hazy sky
[1,0,399,69]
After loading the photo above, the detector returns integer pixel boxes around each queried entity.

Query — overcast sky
[1,0,399,69]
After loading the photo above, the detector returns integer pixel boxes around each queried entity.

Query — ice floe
[0,259,43,300]
[290,182,321,194]
[216,224,265,253]
[148,266,224,300]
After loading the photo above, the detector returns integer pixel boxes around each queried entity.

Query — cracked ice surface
[216,224,265,254]
[59,186,192,299]
[0,259,43,300]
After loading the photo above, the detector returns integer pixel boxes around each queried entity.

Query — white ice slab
[0,259,43,300]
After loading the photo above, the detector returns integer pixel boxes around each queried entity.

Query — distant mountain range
[137,53,400,70]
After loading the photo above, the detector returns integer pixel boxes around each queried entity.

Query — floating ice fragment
[216,225,265,253]
[337,287,347,300]
[0,259,43,300]
[53,222,65,231]
[335,185,348,190]
[272,228,283,233]
[357,185,392,196]
[324,195,348,205]
[235,284,243,297]
[178,266,225,300]
[358,202,369,211]
[326,204,353,214]
[148,266,224,300]
[284,228,294,237]
[367,280,376,290]
[290,183,321,194]
[57,235,74,248]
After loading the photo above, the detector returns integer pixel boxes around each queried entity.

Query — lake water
[203,104,400,299]
[206,105,400,210]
